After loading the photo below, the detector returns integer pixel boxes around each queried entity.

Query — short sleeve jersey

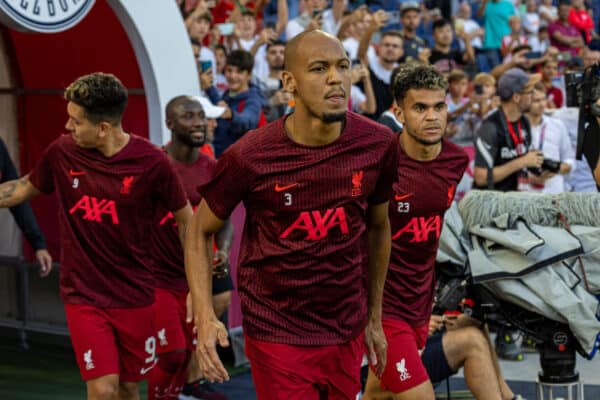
[29,135,187,308]
[474,109,531,191]
[151,153,216,291]
[383,139,468,327]
[200,112,399,346]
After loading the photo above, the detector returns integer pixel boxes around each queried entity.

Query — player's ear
[393,101,405,124]
[281,70,296,94]
[98,121,111,137]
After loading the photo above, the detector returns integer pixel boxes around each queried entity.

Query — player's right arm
[185,199,230,383]
[0,176,40,209]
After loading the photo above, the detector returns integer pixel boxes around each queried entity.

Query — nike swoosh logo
[395,193,413,201]
[275,183,298,192]
[69,169,85,176]
[139,359,158,375]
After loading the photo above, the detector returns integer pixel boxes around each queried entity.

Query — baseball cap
[195,95,225,119]
[400,1,421,15]
[496,68,542,100]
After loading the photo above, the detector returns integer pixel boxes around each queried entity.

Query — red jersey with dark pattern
[383,138,468,326]
[151,153,216,291]
[200,112,399,346]
[29,134,187,308]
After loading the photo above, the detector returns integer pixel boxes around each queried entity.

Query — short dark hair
[392,63,448,103]
[64,72,128,125]
[266,39,286,52]
[214,43,227,53]
[241,9,255,18]
[432,19,451,32]
[227,49,254,73]
[198,11,212,23]
[381,30,403,41]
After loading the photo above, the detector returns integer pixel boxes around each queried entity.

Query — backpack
[237,99,267,128]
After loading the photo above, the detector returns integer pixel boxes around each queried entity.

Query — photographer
[525,82,575,194]
[473,68,543,192]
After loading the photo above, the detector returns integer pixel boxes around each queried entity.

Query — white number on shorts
[284,193,292,206]
[144,336,156,363]
[397,202,410,213]
[72,178,79,189]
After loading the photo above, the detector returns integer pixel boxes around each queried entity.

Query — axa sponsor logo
[69,195,119,225]
[280,207,349,240]
[392,215,441,243]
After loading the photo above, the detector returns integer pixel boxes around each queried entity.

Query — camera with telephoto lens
[528,158,562,176]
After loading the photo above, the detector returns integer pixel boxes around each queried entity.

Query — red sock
[147,351,189,400]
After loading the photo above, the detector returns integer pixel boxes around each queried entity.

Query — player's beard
[305,101,347,123]
[322,111,347,123]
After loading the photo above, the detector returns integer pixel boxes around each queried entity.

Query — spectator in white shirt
[522,0,540,44]
[456,1,484,52]
[526,82,575,194]
[286,0,345,40]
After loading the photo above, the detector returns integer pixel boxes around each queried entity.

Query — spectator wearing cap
[463,73,500,142]
[428,19,474,75]
[474,67,543,192]
[399,2,428,62]
[478,0,516,71]
[549,1,585,57]
[195,96,226,159]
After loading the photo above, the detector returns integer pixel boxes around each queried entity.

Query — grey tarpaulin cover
[437,191,600,358]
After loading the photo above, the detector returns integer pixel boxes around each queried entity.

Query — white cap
[195,96,225,119]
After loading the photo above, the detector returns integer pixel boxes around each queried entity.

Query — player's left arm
[172,202,194,247]
[365,201,391,377]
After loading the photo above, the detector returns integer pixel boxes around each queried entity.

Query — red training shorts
[373,318,430,393]
[65,303,156,382]
[245,333,365,400]
[153,287,194,354]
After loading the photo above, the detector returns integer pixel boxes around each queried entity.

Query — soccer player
[185,30,398,399]
[363,64,471,400]
[0,73,192,400]
[148,95,232,400]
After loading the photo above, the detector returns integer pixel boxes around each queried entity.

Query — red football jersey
[151,153,216,291]
[383,138,468,326]
[200,112,399,346]
[29,134,187,308]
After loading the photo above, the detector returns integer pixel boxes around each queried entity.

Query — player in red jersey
[362,64,499,400]
[148,95,232,400]
[185,30,399,400]
[0,73,192,400]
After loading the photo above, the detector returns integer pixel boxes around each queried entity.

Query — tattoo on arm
[0,177,29,207]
